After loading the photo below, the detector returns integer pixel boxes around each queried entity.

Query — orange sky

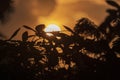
[0,0,120,39]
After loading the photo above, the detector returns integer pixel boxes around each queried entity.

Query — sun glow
[44,24,61,32]
[44,24,61,36]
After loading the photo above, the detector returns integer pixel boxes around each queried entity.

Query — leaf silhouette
[63,25,74,34]
[35,24,45,33]
[106,9,117,14]
[106,0,119,8]
[22,31,28,41]
[23,25,36,32]
[112,38,120,53]
[8,28,21,40]
[74,18,98,36]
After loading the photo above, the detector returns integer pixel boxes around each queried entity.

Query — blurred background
[0,0,120,39]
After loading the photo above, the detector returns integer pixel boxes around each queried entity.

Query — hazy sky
[0,0,120,39]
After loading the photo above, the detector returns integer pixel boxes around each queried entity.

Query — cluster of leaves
[0,0,120,80]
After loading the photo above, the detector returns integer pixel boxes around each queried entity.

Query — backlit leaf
[106,1,119,8]
[63,25,74,34]
[8,28,21,40]
[23,25,36,32]
[22,31,28,41]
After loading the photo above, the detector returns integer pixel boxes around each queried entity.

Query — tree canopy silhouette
[0,0,120,80]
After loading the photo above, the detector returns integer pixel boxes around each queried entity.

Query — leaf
[22,31,28,41]
[106,9,117,14]
[8,28,21,40]
[63,25,75,34]
[113,38,120,46]
[106,1,119,8]
[35,24,45,33]
[112,38,120,53]
[23,25,36,32]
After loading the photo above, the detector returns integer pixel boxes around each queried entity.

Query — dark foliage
[0,0,120,80]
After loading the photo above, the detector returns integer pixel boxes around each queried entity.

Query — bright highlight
[44,24,61,32]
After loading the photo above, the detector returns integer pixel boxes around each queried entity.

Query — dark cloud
[38,0,57,16]
[0,0,13,23]
[0,0,57,39]
[70,0,108,24]
[14,0,57,25]
[16,0,56,16]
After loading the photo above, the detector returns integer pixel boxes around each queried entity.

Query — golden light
[44,24,61,36]
[45,24,61,32]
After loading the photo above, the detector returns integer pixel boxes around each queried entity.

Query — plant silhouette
[0,0,120,80]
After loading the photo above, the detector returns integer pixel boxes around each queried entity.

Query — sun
[44,24,61,32]
[44,24,61,36]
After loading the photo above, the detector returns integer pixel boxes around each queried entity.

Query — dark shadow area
[0,0,120,80]
[0,0,13,23]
